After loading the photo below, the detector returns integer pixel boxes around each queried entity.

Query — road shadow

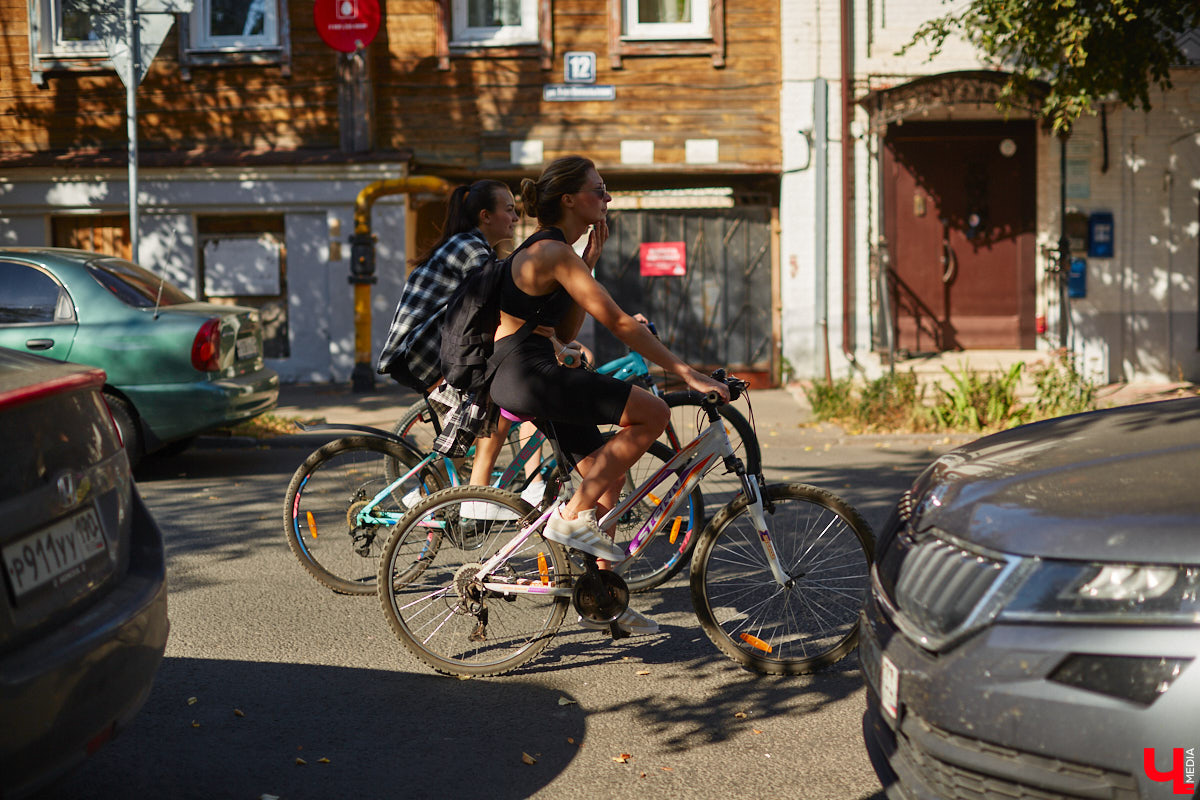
[47,657,583,800]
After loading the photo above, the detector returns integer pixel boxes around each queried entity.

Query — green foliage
[928,362,1031,432]
[1029,349,1098,417]
[806,370,935,433]
[900,0,1200,134]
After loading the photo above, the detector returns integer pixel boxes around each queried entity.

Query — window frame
[607,0,724,69]
[187,0,280,52]
[435,0,553,70]
[622,0,709,41]
[451,0,538,47]
[177,0,292,79]
[27,0,109,84]
[0,261,76,326]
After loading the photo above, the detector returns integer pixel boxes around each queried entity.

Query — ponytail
[521,156,594,226]
[412,179,512,269]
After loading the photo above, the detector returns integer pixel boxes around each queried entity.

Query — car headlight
[999,562,1200,623]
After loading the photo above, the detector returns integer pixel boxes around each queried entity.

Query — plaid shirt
[376,229,493,388]
[427,383,498,457]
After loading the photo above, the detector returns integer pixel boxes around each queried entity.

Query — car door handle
[25,339,54,351]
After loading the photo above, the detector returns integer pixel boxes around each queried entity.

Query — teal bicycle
[283,346,760,596]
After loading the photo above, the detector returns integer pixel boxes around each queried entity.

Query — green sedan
[0,247,279,464]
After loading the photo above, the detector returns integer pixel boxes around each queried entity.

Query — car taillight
[191,319,222,371]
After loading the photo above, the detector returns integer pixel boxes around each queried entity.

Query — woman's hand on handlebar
[682,369,730,403]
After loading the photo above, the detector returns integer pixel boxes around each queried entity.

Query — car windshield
[87,257,195,308]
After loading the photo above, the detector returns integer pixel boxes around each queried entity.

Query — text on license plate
[3,508,106,599]
[880,654,900,719]
[236,336,257,360]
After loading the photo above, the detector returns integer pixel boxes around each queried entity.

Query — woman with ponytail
[489,155,729,635]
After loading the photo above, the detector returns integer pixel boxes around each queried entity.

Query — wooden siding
[1,0,778,176]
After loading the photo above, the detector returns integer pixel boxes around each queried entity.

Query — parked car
[861,396,1200,800]
[0,247,279,463]
[0,347,169,798]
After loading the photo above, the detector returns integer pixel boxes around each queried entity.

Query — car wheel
[105,394,144,467]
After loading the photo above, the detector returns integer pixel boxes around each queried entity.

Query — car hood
[911,397,1200,563]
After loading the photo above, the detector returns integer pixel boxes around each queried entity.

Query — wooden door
[883,121,1036,352]
[52,215,132,259]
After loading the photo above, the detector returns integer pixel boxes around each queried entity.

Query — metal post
[125,0,139,262]
[1058,135,1069,348]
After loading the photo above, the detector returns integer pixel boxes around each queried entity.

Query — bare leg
[468,415,512,486]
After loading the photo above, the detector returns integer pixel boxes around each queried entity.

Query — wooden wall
[0,0,779,177]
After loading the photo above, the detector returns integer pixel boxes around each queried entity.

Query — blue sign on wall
[1088,212,1114,258]
[1068,257,1087,298]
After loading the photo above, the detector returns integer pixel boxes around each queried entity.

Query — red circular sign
[313,0,380,53]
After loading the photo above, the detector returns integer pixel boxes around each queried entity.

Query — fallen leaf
[752,729,762,735]
[521,753,537,765]
[458,675,473,681]
[612,754,632,763]
[734,712,747,718]
[567,737,575,745]
[187,696,198,705]
[260,795,280,800]
[318,758,331,764]
[640,772,647,778]
[295,758,307,766]
[558,696,577,705]
[661,767,674,772]
[635,670,651,676]
[234,709,245,717]
[190,721,200,728]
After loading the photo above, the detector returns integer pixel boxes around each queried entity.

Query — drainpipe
[349,175,453,392]
[840,0,856,362]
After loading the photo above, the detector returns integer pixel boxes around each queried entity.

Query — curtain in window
[469,0,522,28]
[637,0,692,24]
[209,0,267,36]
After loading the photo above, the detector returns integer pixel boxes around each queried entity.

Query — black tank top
[500,228,575,325]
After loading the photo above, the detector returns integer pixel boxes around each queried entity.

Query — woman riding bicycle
[489,155,729,635]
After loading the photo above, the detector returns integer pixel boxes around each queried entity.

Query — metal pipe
[814,77,832,384]
[125,0,139,261]
[349,175,453,392]
[839,0,855,359]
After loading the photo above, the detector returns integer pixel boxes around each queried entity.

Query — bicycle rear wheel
[378,486,571,677]
[690,483,874,675]
[284,436,445,595]
[605,439,705,593]
[662,391,762,515]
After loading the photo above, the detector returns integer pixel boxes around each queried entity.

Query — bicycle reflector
[306,511,318,539]
[739,633,773,653]
[669,517,683,544]
[538,551,549,585]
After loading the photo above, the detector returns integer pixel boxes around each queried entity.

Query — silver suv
[860,397,1200,800]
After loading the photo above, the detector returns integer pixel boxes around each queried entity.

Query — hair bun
[519,178,540,219]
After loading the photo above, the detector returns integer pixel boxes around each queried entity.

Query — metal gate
[589,206,775,384]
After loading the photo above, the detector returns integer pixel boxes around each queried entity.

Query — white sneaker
[543,507,626,561]
[401,487,424,509]
[461,500,518,521]
[579,607,659,635]
[519,479,547,507]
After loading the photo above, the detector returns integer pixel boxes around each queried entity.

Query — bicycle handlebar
[705,369,749,405]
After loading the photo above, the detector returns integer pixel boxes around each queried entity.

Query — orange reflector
[306,511,318,539]
[739,633,773,653]
[538,551,549,585]
[668,516,683,544]
[646,493,662,505]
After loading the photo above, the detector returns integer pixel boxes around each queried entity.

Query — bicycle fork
[738,470,790,588]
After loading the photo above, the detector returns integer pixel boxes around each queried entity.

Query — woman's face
[478,188,519,246]
[572,168,610,224]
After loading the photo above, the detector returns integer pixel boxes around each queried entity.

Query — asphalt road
[46,392,970,800]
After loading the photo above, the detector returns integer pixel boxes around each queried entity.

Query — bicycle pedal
[610,622,629,641]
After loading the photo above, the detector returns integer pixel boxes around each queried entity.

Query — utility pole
[125,0,140,261]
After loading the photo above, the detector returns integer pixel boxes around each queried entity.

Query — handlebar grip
[647,321,659,337]
[561,353,577,367]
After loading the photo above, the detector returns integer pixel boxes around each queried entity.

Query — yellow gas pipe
[348,175,453,391]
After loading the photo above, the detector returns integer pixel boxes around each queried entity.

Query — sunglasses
[582,184,608,198]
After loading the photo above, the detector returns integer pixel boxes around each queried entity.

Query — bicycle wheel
[662,391,762,515]
[378,485,571,677]
[603,438,705,593]
[284,436,445,595]
[393,398,439,453]
[690,483,874,675]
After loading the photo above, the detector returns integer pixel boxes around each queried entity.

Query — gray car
[861,397,1200,800]
[0,347,169,798]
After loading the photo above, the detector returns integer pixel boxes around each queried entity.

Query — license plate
[880,654,900,719]
[3,507,106,599]
[235,336,257,360]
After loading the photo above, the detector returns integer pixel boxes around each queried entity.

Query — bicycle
[285,345,759,596]
[376,371,875,677]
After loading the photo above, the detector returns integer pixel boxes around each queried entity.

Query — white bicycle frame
[469,406,788,597]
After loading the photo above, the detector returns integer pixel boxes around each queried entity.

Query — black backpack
[439,228,565,394]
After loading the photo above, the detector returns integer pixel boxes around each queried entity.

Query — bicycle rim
[606,439,704,592]
[690,483,874,675]
[662,391,761,516]
[378,486,570,677]
[284,436,443,595]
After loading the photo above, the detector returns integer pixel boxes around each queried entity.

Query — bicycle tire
[662,391,762,515]
[378,485,571,677]
[393,398,439,454]
[284,436,446,595]
[602,438,705,593]
[690,483,874,675]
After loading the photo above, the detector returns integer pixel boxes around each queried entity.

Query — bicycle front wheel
[378,486,571,677]
[690,483,874,675]
[284,436,445,595]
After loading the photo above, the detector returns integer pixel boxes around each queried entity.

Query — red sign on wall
[314,0,381,53]
[639,242,686,276]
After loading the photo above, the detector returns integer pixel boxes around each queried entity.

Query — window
[0,263,74,325]
[623,0,709,40]
[608,0,724,68]
[452,0,538,46]
[435,0,552,69]
[53,0,107,53]
[189,0,279,51]
[27,0,109,82]
[198,215,290,358]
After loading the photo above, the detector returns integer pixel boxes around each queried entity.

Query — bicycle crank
[572,561,630,625]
